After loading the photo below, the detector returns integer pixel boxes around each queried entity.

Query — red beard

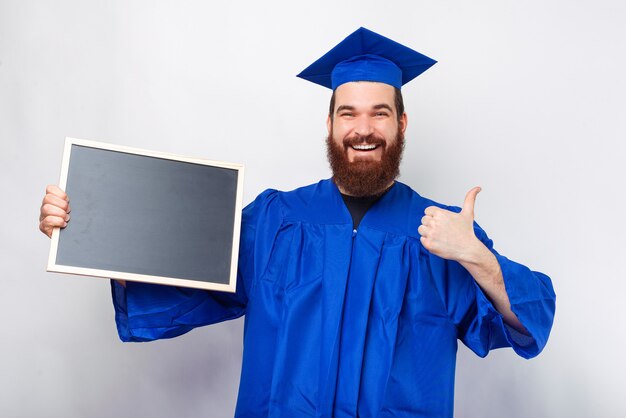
[326,129,405,197]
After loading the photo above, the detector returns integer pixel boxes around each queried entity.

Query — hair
[328,85,405,122]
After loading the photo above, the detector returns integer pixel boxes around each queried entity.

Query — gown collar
[319,179,417,237]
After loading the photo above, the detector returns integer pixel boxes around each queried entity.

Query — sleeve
[445,219,556,359]
[111,189,283,342]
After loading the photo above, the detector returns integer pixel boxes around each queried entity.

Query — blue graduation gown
[112,179,556,417]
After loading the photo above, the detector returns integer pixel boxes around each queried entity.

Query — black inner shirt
[340,185,393,229]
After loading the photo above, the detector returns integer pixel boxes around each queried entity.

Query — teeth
[352,144,377,150]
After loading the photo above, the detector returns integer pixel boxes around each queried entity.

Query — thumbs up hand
[418,186,483,262]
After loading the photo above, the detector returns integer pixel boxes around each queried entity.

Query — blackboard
[47,138,244,292]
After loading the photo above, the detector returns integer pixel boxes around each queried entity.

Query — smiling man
[39,28,556,417]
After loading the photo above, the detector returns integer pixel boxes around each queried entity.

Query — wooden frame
[47,137,245,292]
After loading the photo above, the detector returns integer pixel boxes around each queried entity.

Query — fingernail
[65,214,70,222]
[63,222,67,227]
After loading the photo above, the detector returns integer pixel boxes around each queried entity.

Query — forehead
[333,82,395,109]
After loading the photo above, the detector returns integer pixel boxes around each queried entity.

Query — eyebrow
[373,104,393,112]
[335,104,394,113]
[336,105,355,113]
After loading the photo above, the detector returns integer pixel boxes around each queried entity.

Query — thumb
[461,186,481,218]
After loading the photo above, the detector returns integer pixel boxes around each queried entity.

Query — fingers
[40,194,70,220]
[39,215,67,238]
[43,192,70,209]
[420,208,442,238]
[41,203,70,220]
[39,204,70,238]
[418,210,436,238]
[419,211,441,252]
[46,184,68,201]
[462,186,481,218]
[424,205,442,217]
[40,185,70,238]
[419,235,437,253]
[40,186,70,215]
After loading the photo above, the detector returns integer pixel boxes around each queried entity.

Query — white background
[1,1,624,417]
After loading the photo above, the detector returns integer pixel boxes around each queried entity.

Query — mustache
[342,134,386,147]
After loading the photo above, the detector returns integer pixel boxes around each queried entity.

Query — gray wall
[1,1,624,417]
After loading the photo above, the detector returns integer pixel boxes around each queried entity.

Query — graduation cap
[297,27,436,90]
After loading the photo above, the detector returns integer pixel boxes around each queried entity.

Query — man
[39,28,556,417]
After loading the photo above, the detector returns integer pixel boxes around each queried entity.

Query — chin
[348,154,383,163]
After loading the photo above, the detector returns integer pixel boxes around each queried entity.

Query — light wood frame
[47,137,245,293]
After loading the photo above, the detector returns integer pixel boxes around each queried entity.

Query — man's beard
[326,127,405,197]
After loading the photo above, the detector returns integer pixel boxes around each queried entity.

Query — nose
[354,116,374,138]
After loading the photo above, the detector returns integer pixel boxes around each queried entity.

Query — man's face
[326,81,408,197]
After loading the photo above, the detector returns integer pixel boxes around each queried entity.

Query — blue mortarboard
[297,27,436,90]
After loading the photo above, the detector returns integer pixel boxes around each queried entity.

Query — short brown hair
[328,86,405,122]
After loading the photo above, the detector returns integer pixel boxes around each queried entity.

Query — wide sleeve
[111,189,283,342]
[444,221,556,359]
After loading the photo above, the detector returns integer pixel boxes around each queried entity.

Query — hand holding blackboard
[39,185,71,238]
[45,138,244,292]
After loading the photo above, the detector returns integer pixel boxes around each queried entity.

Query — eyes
[338,111,390,118]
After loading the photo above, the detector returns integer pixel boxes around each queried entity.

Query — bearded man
[39,28,556,417]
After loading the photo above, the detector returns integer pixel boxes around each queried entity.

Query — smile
[351,144,378,151]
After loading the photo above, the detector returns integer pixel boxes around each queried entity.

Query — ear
[399,112,408,135]
[326,114,332,135]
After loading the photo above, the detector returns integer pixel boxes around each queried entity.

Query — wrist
[460,240,500,278]
[459,237,488,265]
[460,245,502,290]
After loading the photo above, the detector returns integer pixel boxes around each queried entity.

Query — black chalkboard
[47,138,244,292]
